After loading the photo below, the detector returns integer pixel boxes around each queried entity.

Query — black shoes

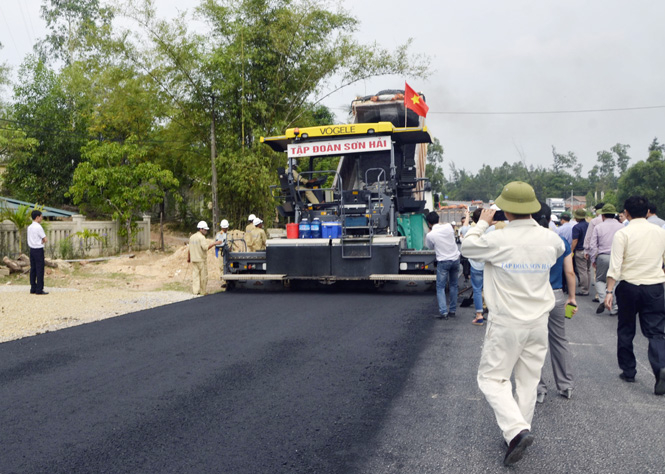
[619,373,635,383]
[655,368,665,396]
[436,313,449,320]
[504,429,534,466]
[596,302,606,314]
[448,312,456,318]
[35,291,49,295]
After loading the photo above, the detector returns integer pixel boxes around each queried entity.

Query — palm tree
[0,204,33,257]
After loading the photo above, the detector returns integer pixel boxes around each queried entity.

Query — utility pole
[210,94,219,228]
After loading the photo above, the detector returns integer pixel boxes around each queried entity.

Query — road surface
[0,287,663,473]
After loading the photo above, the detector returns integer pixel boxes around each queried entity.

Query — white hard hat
[197,221,209,230]
[253,217,263,226]
[451,221,457,226]
[490,204,501,210]
[248,213,256,221]
[220,219,229,228]
[551,214,559,222]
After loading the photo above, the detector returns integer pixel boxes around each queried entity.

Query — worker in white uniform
[461,181,565,466]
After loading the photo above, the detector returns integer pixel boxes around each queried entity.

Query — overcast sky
[2,0,664,177]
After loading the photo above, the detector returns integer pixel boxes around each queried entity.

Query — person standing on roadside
[646,202,665,227]
[588,204,623,315]
[426,211,460,320]
[247,218,267,252]
[556,212,575,246]
[533,203,577,403]
[584,202,605,302]
[461,181,565,466]
[463,207,492,326]
[215,219,229,289]
[27,210,48,295]
[605,196,665,396]
[246,214,256,233]
[571,208,590,296]
[187,221,221,296]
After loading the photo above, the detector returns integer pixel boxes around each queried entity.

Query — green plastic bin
[397,213,428,250]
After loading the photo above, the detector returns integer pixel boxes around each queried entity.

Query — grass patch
[158,281,190,292]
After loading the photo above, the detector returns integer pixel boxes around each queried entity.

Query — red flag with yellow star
[404,82,429,118]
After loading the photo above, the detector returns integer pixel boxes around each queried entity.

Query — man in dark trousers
[605,196,665,395]
[27,210,48,295]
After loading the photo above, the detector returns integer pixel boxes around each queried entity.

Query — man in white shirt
[556,212,575,246]
[461,181,565,466]
[425,211,460,320]
[605,196,665,395]
[646,202,665,227]
[27,210,48,295]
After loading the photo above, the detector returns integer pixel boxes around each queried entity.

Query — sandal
[472,316,485,326]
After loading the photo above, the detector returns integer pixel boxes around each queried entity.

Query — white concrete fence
[0,215,151,259]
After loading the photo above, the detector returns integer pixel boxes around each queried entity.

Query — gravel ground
[0,284,197,343]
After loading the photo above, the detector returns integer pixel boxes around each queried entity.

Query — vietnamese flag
[404,82,429,117]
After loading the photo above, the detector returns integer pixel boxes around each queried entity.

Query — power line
[0,4,21,56]
[16,1,34,48]
[430,105,665,115]
[327,104,665,115]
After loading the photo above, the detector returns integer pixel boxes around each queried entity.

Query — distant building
[565,195,587,211]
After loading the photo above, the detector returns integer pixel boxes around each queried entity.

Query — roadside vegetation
[0,0,430,236]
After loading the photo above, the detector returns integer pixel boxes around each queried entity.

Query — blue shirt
[549,236,571,289]
[571,220,588,251]
[556,221,575,246]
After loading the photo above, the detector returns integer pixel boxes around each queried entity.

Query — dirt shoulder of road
[0,231,226,344]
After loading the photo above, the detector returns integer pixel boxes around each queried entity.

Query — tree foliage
[68,138,179,249]
[3,57,89,204]
[426,137,445,194]
[617,150,665,214]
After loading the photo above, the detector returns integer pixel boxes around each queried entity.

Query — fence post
[142,215,151,250]
[72,215,85,234]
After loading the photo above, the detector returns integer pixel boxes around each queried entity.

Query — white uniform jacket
[461,219,565,327]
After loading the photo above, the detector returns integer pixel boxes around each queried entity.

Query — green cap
[573,208,587,219]
[560,212,572,221]
[494,181,541,214]
[601,203,617,215]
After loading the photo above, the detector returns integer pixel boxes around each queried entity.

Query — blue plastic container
[322,221,334,238]
[299,218,311,239]
[332,222,342,238]
[310,218,322,238]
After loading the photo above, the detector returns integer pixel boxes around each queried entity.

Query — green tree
[3,57,89,204]
[38,0,114,65]
[118,0,430,226]
[551,146,581,177]
[0,203,33,256]
[426,137,445,194]
[612,143,631,174]
[68,138,180,250]
[617,149,665,214]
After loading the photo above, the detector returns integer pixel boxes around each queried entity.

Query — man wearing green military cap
[461,181,565,466]
[588,203,622,314]
[571,208,590,296]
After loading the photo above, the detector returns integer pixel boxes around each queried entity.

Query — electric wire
[0,5,21,56]
[327,104,665,115]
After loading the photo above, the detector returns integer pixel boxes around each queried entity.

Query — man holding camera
[461,181,565,466]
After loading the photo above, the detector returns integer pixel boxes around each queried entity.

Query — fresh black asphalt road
[1,285,664,473]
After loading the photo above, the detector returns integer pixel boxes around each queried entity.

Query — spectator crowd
[425,181,665,466]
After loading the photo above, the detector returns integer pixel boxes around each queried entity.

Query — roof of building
[0,197,77,218]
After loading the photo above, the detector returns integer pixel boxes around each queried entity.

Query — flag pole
[404,97,407,128]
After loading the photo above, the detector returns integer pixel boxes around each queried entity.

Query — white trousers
[477,318,549,443]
